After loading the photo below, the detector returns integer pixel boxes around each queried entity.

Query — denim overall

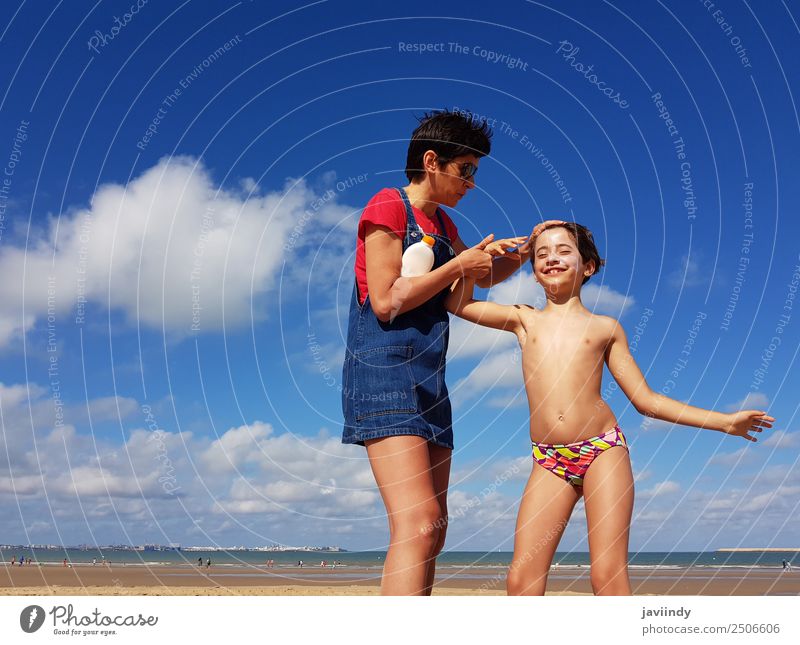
[341,188,455,450]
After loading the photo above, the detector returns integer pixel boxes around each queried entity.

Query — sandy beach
[1,563,796,596]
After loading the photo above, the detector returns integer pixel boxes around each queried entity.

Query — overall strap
[433,207,450,241]
[395,187,423,245]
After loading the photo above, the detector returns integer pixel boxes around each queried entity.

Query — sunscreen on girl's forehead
[401,235,435,277]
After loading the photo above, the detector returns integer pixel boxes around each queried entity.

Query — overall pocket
[341,354,354,422]
[353,345,419,421]
[434,319,449,398]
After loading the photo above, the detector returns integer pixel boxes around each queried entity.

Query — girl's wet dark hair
[405,109,493,182]
[531,222,606,284]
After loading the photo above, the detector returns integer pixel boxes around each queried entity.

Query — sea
[1,548,797,569]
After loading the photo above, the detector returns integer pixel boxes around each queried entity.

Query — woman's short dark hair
[531,222,606,284]
[405,110,493,182]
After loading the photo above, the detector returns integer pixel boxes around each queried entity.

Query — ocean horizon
[2,547,797,570]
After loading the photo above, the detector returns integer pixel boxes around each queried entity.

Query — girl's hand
[484,236,529,257]
[723,410,775,441]
[518,220,567,259]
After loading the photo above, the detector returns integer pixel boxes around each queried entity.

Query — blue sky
[0,0,798,552]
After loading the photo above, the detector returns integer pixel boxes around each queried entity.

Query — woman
[341,110,551,595]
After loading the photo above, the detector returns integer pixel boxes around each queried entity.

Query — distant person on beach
[62,558,68,567]
[93,558,97,566]
[198,557,203,567]
[10,556,15,566]
[446,222,775,595]
[206,558,211,569]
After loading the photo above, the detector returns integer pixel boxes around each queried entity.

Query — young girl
[445,222,774,595]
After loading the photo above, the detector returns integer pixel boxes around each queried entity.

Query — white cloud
[0,474,43,495]
[725,392,770,412]
[737,486,800,513]
[451,456,529,486]
[447,315,516,361]
[0,381,381,546]
[485,390,529,409]
[0,156,357,346]
[669,253,707,289]
[762,430,800,449]
[443,488,521,549]
[708,447,749,466]
[630,473,800,552]
[0,382,46,407]
[450,349,524,406]
[638,480,680,499]
[581,283,635,317]
[82,396,139,423]
[200,421,274,475]
[2,376,795,551]
[486,268,545,306]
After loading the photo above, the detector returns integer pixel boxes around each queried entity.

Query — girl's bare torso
[515,306,619,444]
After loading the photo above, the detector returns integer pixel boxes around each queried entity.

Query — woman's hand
[455,234,494,279]
[722,410,775,441]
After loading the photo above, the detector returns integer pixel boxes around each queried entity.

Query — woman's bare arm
[364,224,493,322]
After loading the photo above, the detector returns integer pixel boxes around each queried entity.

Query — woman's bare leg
[422,443,451,595]
[365,435,445,595]
[583,447,634,595]
[507,463,581,595]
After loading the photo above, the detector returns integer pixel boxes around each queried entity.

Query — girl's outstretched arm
[445,277,522,333]
[605,321,775,441]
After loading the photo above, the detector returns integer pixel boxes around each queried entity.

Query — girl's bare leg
[422,443,452,595]
[365,435,446,595]
[507,462,581,595]
[583,447,634,595]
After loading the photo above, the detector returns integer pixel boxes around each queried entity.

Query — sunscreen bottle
[401,235,435,277]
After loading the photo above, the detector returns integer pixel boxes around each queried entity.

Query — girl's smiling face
[533,227,594,287]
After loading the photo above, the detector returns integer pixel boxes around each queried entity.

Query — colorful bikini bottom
[531,425,628,488]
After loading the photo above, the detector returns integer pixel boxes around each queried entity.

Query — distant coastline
[0,544,347,553]
[716,548,800,552]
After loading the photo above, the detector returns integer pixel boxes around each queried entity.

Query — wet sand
[1,563,797,595]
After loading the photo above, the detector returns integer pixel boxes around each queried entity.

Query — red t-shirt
[354,188,459,304]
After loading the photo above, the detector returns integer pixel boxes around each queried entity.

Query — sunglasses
[440,158,478,180]
[446,161,478,180]
[456,162,479,180]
